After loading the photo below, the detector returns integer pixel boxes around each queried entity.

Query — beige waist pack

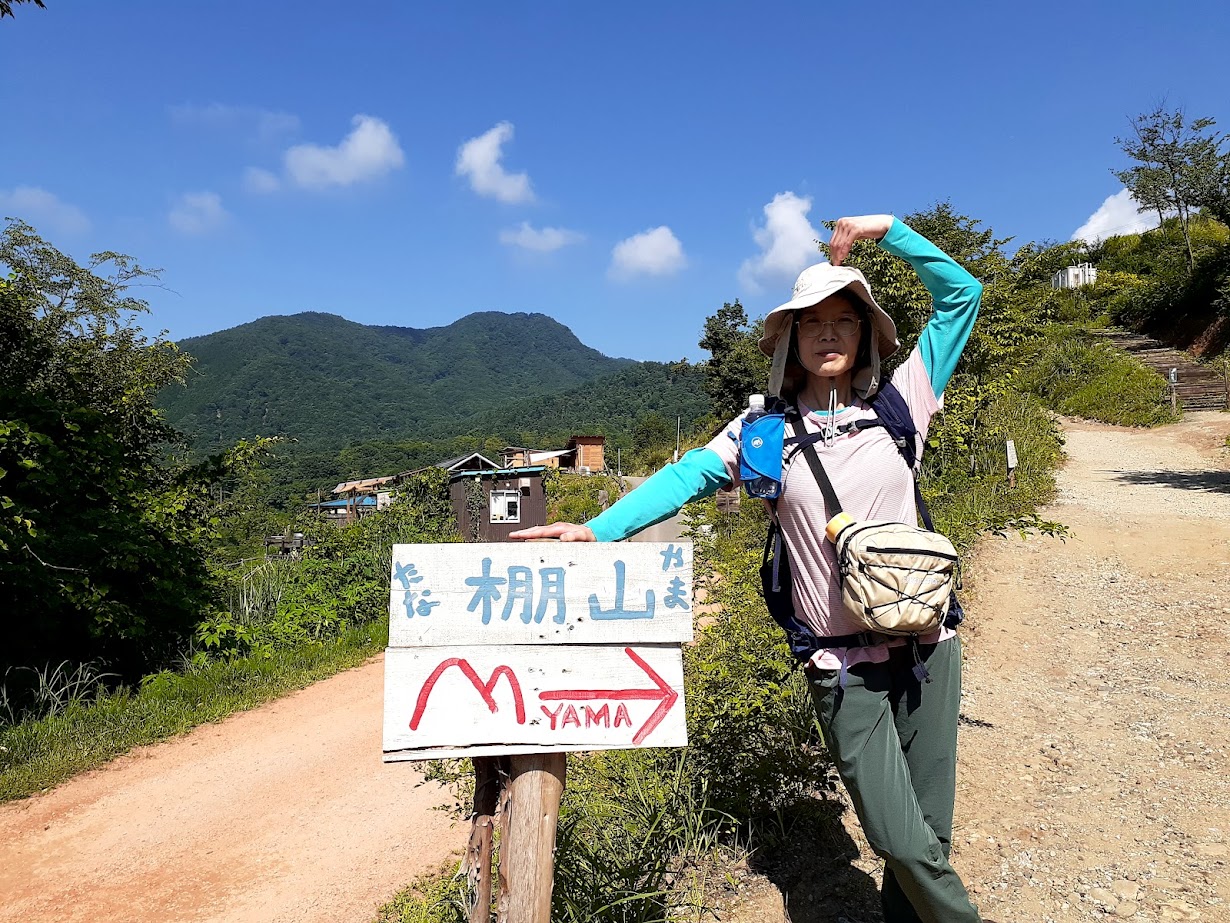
[832,520,959,637]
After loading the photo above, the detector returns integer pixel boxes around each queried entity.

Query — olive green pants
[808,635,981,923]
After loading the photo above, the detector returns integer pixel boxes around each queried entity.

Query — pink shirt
[705,347,954,670]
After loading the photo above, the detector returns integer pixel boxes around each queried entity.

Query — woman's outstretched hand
[508,522,597,542]
[828,214,893,266]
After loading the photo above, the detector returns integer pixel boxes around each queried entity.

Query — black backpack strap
[787,419,844,518]
[912,477,936,532]
[763,504,784,593]
[865,381,921,468]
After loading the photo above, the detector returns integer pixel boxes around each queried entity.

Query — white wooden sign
[383,542,693,762]
[383,644,686,760]
[387,543,694,647]
[1005,439,1018,471]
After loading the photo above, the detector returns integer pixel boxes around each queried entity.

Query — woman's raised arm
[877,218,982,395]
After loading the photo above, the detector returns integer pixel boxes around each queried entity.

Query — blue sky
[3,1,1229,361]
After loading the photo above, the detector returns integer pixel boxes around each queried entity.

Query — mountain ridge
[160,310,703,456]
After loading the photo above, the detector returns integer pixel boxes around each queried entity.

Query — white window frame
[490,489,521,524]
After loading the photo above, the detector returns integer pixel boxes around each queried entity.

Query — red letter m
[409,659,526,730]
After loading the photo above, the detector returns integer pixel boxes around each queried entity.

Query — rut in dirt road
[0,658,460,923]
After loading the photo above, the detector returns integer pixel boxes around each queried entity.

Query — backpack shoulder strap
[865,380,939,532]
[787,417,844,519]
[863,379,920,470]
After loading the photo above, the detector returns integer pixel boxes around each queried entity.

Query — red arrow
[538,647,679,745]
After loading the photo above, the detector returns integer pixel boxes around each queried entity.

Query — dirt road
[953,413,1230,922]
[621,474,686,542]
[0,659,460,923]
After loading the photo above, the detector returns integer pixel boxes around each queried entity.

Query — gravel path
[723,411,1230,923]
[955,413,1230,923]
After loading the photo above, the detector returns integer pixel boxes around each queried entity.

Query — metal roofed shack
[449,465,548,542]
[500,435,606,473]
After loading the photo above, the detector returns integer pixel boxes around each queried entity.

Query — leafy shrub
[1100,221,1230,353]
[0,222,255,703]
[545,470,623,525]
[208,468,458,659]
[923,389,1067,553]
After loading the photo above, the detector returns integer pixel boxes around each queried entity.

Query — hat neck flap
[766,320,793,398]
[851,336,882,399]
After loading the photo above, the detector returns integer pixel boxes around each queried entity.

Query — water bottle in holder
[738,393,786,500]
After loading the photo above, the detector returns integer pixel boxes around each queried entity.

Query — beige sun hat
[759,262,901,399]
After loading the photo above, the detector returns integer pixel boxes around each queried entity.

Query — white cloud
[284,115,405,189]
[455,121,534,204]
[243,166,281,194]
[1072,188,1163,242]
[499,222,583,252]
[738,192,821,292]
[168,191,228,235]
[609,226,687,279]
[170,103,300,142]
[0,186,90,235]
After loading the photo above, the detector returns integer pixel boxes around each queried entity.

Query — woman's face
[794,293,864,379]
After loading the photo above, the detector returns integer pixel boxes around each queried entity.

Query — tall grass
[378,753,739,923]
[0,620,385,802]
[1019,326,1178,427]
[0,660,117,726]
[924,388,1068,553]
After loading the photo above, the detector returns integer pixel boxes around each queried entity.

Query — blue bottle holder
[739,411,785,500]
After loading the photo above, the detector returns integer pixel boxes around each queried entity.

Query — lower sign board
[383,643,686,761]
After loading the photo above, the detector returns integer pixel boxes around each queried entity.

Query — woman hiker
[512,214,985,923]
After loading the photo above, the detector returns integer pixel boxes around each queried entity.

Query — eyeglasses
[797,316,861,338]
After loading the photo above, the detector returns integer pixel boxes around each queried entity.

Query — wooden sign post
[383,542,693,923]
[1005,438,1018,489]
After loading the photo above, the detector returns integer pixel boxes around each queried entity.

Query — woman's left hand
[829,215,893,266]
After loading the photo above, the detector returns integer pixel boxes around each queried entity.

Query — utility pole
[674,416,681,464]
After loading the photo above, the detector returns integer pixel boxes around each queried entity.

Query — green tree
[631,412,674,453]
[1114,105,1230,271]
[0,0,45,19]
[0,221,241,696]
[697,300,770,421]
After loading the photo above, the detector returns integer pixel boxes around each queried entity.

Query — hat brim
[757,273,899,362]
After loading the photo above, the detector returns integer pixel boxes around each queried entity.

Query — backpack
[755,381,965,664]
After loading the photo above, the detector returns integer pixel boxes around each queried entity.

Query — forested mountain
[465,360,710,447]
[160,311,644,452]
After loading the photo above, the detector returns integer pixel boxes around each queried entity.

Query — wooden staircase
[1090,328,1229,411]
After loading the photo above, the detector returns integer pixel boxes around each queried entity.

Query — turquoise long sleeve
[879,218,982,394]
[587,447,732,542]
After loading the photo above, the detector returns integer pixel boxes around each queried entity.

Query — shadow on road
[748,794,884,923]
[1113,470,1230,493]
